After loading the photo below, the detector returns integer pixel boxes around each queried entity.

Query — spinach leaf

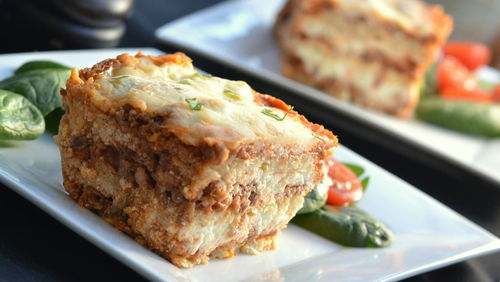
[297,184,328,215]
[292,206,392,248]
[15,61,70,74]
[0,68,71,116]
[360,177,370,192]
[44,108,65,135]
[343,161,370,195]
[342,162,365,177]
[420,62,438,97]
[0,90,45,140]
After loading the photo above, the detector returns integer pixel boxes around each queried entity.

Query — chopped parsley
[185,98,204,111]
[121,195,131,218]
[312,133,328,142]
[180,79,190,85]
[261,106,293,121]
[223,89,243,100]
[193,73,212,80]
[110,75,129,86]
[111,75,129,80]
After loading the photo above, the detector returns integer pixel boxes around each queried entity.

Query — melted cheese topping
[93,57,321,148]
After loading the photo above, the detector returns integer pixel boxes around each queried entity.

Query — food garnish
[185,97,204,111]
[311,133,328,142]
[325,160,364,206]
[293,159,392,248]
[110,75,129,86]
[0,60,71,139]
[0,90,45,140]
[0,67,70,116]
[417,98,500,137]
[418,41,500,137]
[261,106,293,121]
[223,89,243,100]
[193,73,212,80]
[494,85,500,103]
[15,60,70,74]
[293,206,392,248]
[443,41,491,71]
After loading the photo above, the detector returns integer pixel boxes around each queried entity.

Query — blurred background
[0,0,214,52]
[426,0,500,68]
[0,0,498,67]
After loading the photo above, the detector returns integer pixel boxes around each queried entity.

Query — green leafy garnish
[342,163,365,177]
[360,177,370,192]
[0,90,45,140]
[15,61,70,74]
[292,206,393,248]
[111,75,129,80]
[342,162,370,196]
[110,75,129,87]
[0,60,75,139]
[311,133,328,141]
[292,161,388,248]
[44,108,65,135]
[180,79,190,85]
[261,106,293,121]
[223,89,243,100]
[121,195,131,218]
[0,68,71,116]
[420,62,438,97]
[185,98,204,111]
[193,73,212,80]
[297,184,328,215]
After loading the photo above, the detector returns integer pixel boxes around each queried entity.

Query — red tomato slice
[440,87,492,103]
[494,85,500,103]
[443,41,491,71]
[325,159,363,206]
[437,56,494,103]
[438,56,478,92]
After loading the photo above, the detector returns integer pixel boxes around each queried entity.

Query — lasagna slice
[56,52,337,267]
[274,0,452,117]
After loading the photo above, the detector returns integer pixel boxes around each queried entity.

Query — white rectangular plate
[155,0,500,186]
[0,49,499,282]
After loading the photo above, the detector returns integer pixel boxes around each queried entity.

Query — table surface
[0,0,499,281]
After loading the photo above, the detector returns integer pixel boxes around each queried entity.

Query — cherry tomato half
[494,85,500,103]
[443,41,491,71]
[438,56,478,92]
[325,159,363,206]
[440,87,492,103]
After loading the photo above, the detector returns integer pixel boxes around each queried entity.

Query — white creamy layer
[176,192,304,257]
